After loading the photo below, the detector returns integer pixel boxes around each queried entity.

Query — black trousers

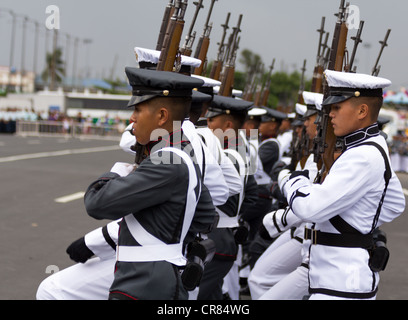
[197,258,234,300]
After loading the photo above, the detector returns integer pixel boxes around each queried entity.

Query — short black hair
[350,96,383,122]
[149,96,192,122]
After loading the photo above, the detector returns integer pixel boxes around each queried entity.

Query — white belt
[216,207,239,228]
[116,243,186,266]
[116,147,198,267]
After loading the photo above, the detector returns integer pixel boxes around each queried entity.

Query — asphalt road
[0,134,407,300]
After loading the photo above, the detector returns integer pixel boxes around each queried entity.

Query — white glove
[262,207,302,238]
[110,162,135,177]
[119,124,136,155]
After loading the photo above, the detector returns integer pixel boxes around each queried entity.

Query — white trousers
[248,230,302,300]
[259,264,309,300]
[36,257,115,300]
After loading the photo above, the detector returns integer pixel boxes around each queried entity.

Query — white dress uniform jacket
[282,130,405,299]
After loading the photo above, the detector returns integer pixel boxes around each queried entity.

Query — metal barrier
[15,120,124,140]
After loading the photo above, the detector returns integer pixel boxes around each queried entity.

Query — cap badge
[354,91,361,97]
[163,90,170,96]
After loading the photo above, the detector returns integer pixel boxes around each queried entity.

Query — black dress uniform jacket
[84,134,216,300]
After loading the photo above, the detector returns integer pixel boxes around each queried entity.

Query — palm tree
[41,48,65,87]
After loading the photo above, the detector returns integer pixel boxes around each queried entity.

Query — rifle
[219,14,242,97]
[156,0,176,51]
[287,59,307,170]
[314,0,349,183]
[260,58,275,106]
[209,12,231,80]
[344,20,364,72]
[372,29,391,76]
[297,59,307,104]
[193,0,218,75]
[242,59,260,101]
[180,0,204,56]
[311,17,327,93]
[252,63,265,105]
[157,0,188,72]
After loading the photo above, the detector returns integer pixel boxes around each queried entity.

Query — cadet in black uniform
[197,95,258,300]
[244,107,288,267]
[84,68,217,300]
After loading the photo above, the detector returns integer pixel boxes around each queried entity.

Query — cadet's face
[130,103,158,145]
[207,115,236,142]
[207,115,229,132]
[304,114,317,139]
[295,125,303,138]
[329,99,361,137]
[259,121,278,138]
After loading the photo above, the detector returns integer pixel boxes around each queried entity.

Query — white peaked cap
[302,91,323,111]
[134,47,202,68]
[248,107,267,117]
[324,70,392,89]
[213,86,243,98]
[323,70,391,105]
[191,75,221,87]
[295,103,307,116]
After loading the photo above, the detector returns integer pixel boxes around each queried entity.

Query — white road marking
[0,145,119,163]
[55,191,85,203]
[403,188,408,197]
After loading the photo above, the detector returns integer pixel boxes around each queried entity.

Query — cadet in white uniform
[248,92,323,300]
[280,70,405,300]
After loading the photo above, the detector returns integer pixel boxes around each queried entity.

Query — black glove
[66,237,94,263]
[289,169,309,180]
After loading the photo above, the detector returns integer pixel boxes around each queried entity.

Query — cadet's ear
[157,107,169,126]
[224,119,234,130]
[357,103,369,120]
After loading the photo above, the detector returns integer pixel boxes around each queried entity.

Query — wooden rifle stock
[156,0,176,51]
[311,65,324,93]
[193,0,217,75]
[194,35,211,75]
[260,58,275,106]
[315,0,349,182]
[157,0,187,72]
[219,14,242,97]
[219,65,235,97]
[210,60,223,80]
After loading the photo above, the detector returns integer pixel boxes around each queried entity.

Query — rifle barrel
[372,29,391,76]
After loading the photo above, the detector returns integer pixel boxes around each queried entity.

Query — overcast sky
[0,0,406,90]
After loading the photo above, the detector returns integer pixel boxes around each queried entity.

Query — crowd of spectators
[0,107,129,135]
[390,130,408,172]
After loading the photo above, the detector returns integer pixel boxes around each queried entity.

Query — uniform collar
[145,128,189,155]
[340,123,380,150]
[223,136,245,151]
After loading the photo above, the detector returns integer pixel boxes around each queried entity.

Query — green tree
[41,48,65,84]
